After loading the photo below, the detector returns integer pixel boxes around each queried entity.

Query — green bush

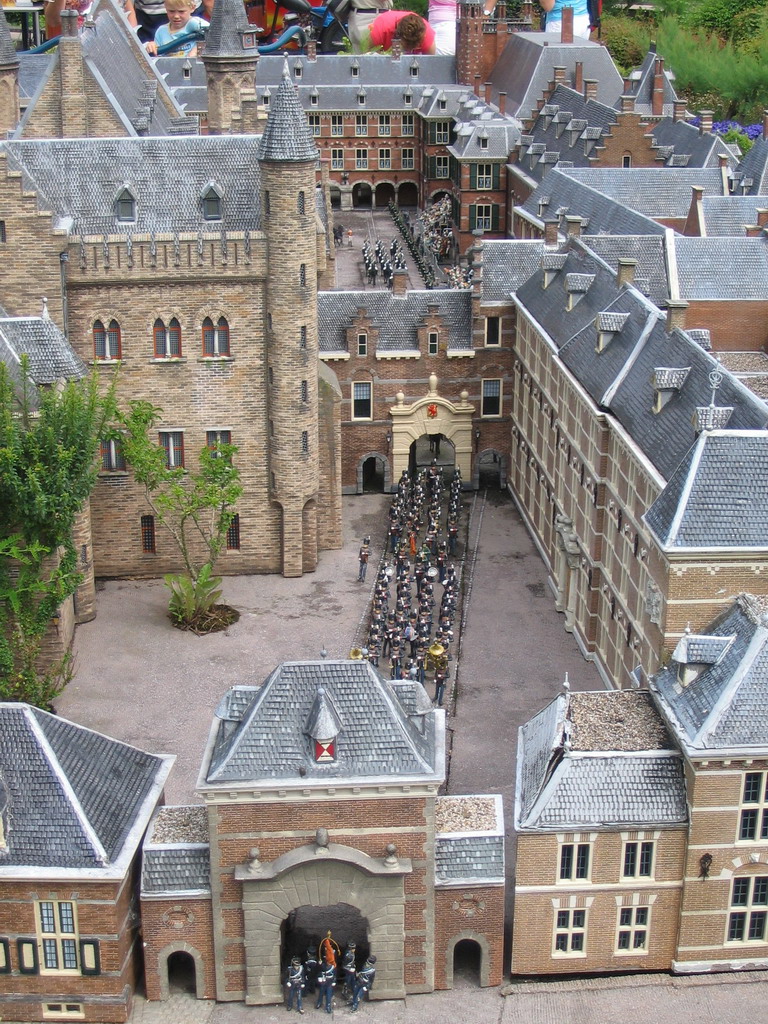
[600,14,652,76]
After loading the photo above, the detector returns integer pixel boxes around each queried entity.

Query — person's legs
[347,7,377,51]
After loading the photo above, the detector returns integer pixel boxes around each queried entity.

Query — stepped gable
[257,63,317,163]
[644,431,768,551]
[201,660,443,785]
[1,136,262,235]
[317,289,472,354]
[649,595,768,755]
[0,704,171,873]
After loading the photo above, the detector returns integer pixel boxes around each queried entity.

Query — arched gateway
[390,374,475,486]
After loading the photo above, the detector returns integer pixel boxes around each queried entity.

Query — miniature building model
[140,660,504,1001]
[0,704,173,1022]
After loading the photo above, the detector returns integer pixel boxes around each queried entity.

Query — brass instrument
[349,647,364,660]
[425,641,448,673]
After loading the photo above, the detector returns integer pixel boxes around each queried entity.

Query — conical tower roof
[0,9,19,68]
[257,61,317,163]
[203,0,251,57]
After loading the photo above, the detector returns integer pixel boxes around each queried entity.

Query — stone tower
[258,66,321,577]
[201,0,260,134]
[0,8,19,136]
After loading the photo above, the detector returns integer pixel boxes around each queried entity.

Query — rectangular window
[435,155,450,179]
[301,430,309,455]
[728,876,768,942]
[475,203,493,230]
[402,113,414,135]
[206,429,231,453]
[352,381,372,420]
[43,1005,85,1021]
[355,149,368,170]
[485,316,500,346]
[379,148,391,170]
[434,120,450,144]
[355,114,368,136]
[740,772,768,841]
[226,513,240,550]
[357,333,367,356]
[331,149,344,170]
[308,113,321,136]
[300,325,307,349]
[0,221,6,243]
[559,842,590,881]
[159,431,184,468]
[476,162,493,189]
[38,902,78,974]
[141,515,156,554]
[401,148,414,170]
[428,331,438,355]
[331,114,344,136]
[623,841,654,879]
[616,906,649,952]
[553,908,587,955]
[378,113,391,136]
[300,380,308,403]
[482,378,502,417]
[100,438,125,472]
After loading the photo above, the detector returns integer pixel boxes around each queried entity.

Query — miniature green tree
[0,359,114,706]
[116,400,243,631]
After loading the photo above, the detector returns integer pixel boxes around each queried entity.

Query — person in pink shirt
[428,0,456,55]
[361,10,436,54]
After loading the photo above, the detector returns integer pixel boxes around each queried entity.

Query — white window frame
[477,162,493,189]
[378,113,391,136]
[615,905,650,954]
[475,203,493,231]
[728,875,768,943]
[331,149,344,170]
[355,113,368,136]
[485,316,501,347]
[622,839,655,880]
[379,148,391,170]
[355,149,368,170]
[43,1005,85,1021]
[553,907,587,957]
[481,378,502,418]
[402,113,414,135]
[357,333,367,356]
[401,148,415,170]
[352,381,372,420]
[37,901,78,975]
[158,430,185,469]
[308,113,321,136]
[739,771,768,842]
[428,331,439,355]
[435,155,450,180]
[434,120,450,144]
[331,114,344,136]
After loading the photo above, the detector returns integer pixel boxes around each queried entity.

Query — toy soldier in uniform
[315,953,336,1014]
[358,537,370,582]
[350,954,377,1012]
[285,956,305,1013]
[341,941,357,998]
[434,665,447,707]
[303,947,318,994]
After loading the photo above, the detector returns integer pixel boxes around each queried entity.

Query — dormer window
[652,366,690,412]
[201,183,223,221]
[310,91,319,106]
[304,685,342,765]
[541,252,567,288]
[410,59,419,78]
[293,61,303,79]
[115,187,136,223]
[315,738,335,762]
[357,89,366,106]
[565,273,594,310]
[403,88,413,105]
[351,60,360,78]
[671,627,734,688]
[594,311,630,353]
[480,134,489,149]
[263,88,271,107]
[182,58,192,80]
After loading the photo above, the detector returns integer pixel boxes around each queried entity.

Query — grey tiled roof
[650,596,768,754]
[0,8,18,66]
[1,136,263,235]
[480,240,546,302]
[672,237,768,299]
[644,431,768,548]
[0,316,87,384]
[699,196,768,236]
[733,138,768,196]
[672,631,733,666]
[581,235,668,306]
[0,704,169,871]
[650,118,735,169]
[435,835,504,883]
[516,693,566,828]
[18,54,50,101]
[318,290,471,353]
[449,121,520,161]
[258,66,318,163]
[203,0,250,57]
[256,53,456,89]
[562,167,727,219]
[203,660,441,784]
[141,845,211,895]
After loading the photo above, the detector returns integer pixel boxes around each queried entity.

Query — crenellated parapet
[68,231,267,278]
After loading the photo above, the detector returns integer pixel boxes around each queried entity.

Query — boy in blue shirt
[145,0,207,56]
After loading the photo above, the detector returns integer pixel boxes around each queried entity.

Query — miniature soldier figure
[341,941,357,998]
[315,954,336,1014]
[303,947,318,993]
[350,954,377,1012]
[358,537,370,582]
[434,666,447,707]
[448,520,458,556]
[285,956,305,1013]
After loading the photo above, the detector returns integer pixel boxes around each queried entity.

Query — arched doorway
[452,938,482,987]
[362,454,385,492]
[166,950,197,996]
[352,182,372,208]
[375,182,395,207]
[397,181,418,207]
[329,184,341,208]
[409,433,455,478]
[281,903,370,970]
[475,448,505,490]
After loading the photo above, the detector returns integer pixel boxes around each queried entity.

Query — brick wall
[140,897,215,1000]
[433,885,504,987]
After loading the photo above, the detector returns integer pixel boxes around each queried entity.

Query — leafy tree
[116,401,243,630]
[0,360,114,706]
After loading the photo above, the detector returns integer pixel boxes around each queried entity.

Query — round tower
[257,65,320,577]
[201,0,259,135]
[0,9,20,137]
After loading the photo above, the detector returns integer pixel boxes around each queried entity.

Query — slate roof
[203,0,250,57]
[732,137,768,196]
[317,290,471,353]
[671,236,768,299]
[622,48,678,116]
[580,234,668,305]
[435,836,504,883]
[480,240,546,302]
[650,596,768,754]
[650,118,736,170]
[516,691,687,831]
[0,315,87,385]
[489,32,624,119]
[0,7,19,67]
[562,167,727,219]
[141,846,211,895]
[449,120,521,161]
[258,64,318,163]
[0,704,171,875]
[200,660,443,786]
[256,52,456,88]
[644,431,768,549]
[1,136,263,235]
[698,196,768,236]
[17,54,50,102]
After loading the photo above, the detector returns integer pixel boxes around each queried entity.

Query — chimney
[305,38,317,61]
[673,99,687,122]
[484,81,492,104]
[560,6,573,44]
[392,268,408,296]
[553,66,567,84]
[60,7,78,36]
[745,224,762,238]
[584,79,597,102]
[474,73,481,99]
[699,109,713,135]
[616,258,637,287]
[757,208,768,228]
[652,56,665,117]
[391,38,402,59]
[666,299,688,332]
[59,10,88,136]
[565,215,582,238]
[498,91,506,115]
[574,61,583,94]
[620,94,635,114]
[543,217,559,246]
[763,109,768,141]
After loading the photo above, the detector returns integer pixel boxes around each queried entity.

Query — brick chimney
[584,79,598,102]
[484,81,492,104]
[59,10,88,137]
[757,208,768,228]
[474,73,482,99]
[392,268,408,296]
[560,6,573,44]
[543,217,559,246]
[763,109,768,141]
[553,66,567,85]
[666,299,688,332]
[305,38,317,61]
[745,224,762,238]
[565,215,582,238]
[620,94,635,113]
[673,99,687,122]
[391,38,402,59]
[699,109,713,135]
[616,258,637,287]
[574,61,583,94]
[498,91,506,115]
[683,185,705,236]
[652,57,665,116]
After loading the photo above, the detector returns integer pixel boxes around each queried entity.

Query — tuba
[349,647,365,660]
[425,641,448,673]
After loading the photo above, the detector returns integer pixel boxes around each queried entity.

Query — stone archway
[352,182,372,208]
[397,181,418,207]
[443,931,493,988]
[473,448,506,490]
[356,451,390,493]
[156,941,207,1000]
[375,182,396,207]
